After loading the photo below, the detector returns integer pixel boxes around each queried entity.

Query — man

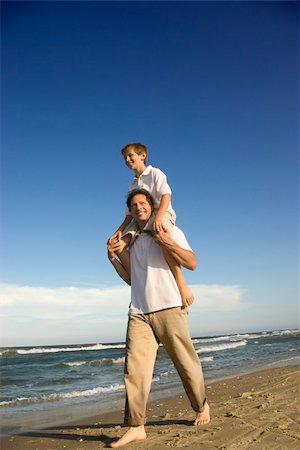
[107,188,210,448]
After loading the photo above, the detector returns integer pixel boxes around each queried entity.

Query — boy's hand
[107,231,122,245]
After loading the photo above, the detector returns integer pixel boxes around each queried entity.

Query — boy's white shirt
[129,226,191,314]
[125,165,176,220]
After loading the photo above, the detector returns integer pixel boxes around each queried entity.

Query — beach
[1,365,299,449]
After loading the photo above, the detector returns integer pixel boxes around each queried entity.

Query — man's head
[127,189,154,227]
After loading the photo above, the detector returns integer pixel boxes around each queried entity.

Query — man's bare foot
[180,285,194,307]
[110,426,146,448]
[194,402,210,426]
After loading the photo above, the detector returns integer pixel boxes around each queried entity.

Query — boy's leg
[149,212,194,307]
[107,220,138,252]
[151,307,210,425]
[162,249,194,306]
[121,220,139,247]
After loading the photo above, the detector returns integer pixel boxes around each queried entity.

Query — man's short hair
[126,188,154,211]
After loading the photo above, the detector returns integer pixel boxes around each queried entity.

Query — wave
[90,357,125,366]
[0,383,125,407]
[271,329,300,337]
[64,357,125,367]
[202,356,214,362]
[64,361,87,367]
[269,355,300,365]
[233,333,265,340]
[62,357,126,368]
[191,329,299,346]
[153,359,213,381]
[196,341,247,354]
[193,335,233,344]
[193,333,261,345]
[1,329,298,356]
[0,343,126,356]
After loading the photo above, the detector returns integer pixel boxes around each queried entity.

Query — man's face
[130,194,152,225]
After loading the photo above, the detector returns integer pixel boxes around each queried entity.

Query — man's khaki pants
[124,307,207,426]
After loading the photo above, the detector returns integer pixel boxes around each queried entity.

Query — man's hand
[107,241,116,262]
[107,236,131,285]
[107,235,127,261]
[108,236,126,255]
[152,213,167,234]
[153,227,172,247]
[153,228,197,271]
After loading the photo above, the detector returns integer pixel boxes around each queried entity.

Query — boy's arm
[153,193,171,233]
[154,228,197,271]
[108,214,132,243]
[115,214,133,233]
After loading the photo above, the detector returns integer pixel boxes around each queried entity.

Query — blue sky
[1,1,298,347]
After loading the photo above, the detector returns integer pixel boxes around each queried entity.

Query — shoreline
[1,365,299,449]
[1,357,298,437]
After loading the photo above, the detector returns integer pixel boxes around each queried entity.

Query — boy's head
[121,143,148,164]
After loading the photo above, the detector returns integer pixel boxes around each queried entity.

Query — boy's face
[130,194,152,225]
[123,148,146,170]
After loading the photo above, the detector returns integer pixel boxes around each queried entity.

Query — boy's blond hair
[121,143,148,164]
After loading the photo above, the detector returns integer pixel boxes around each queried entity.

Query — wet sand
[1,365,299,449]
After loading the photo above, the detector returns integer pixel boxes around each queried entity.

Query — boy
[108,143,194,306]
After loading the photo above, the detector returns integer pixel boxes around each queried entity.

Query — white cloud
[191,284,247,312]
[0,284,131,319]
[0,283,246,346]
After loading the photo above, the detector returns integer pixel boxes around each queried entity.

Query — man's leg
[124,314,159,425]
[111,314,158,447]
[150,307,210,425]
[110,427,146,448]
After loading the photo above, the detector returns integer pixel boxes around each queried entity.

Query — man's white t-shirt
[129,226,192,315]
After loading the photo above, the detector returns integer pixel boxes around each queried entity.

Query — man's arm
[154,228,197,271]
[107,241,131,285]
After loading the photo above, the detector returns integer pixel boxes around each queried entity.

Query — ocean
[1,328,299,435]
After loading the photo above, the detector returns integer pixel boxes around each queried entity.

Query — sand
[1,365,299,450]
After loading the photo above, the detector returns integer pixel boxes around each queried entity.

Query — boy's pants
[124,307,207,426]
[122,210,175,242]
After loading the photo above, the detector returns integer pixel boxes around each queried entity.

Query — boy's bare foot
[110,426,146,447]
[180,285,194,306]
[194,402,210,426]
